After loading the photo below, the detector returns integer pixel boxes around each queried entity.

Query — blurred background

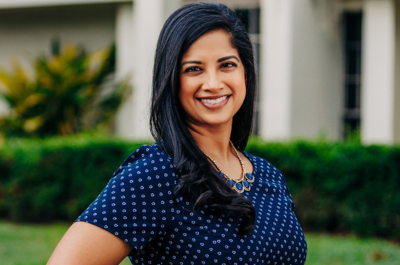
[0,0,399,264]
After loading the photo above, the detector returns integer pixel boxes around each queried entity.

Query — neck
[187,121,232,161]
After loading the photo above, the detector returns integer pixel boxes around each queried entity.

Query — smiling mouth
[199,95,228,104]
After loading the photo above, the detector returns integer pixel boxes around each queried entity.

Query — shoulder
[76,144,178,249]
[77,143,178,223]
[105,143,178,196]
[113,143,176,179]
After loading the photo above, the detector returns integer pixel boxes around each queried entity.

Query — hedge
[246,138,400,240]
[0,135,147,222]
[0,135,399,241]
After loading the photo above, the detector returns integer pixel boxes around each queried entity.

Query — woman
[48,2,307,265]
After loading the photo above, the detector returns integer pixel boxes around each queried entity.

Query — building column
[115,2,134,137]
[259,0,342,141]
[361,0,396,144]
[129,0,165,140]
[115,0,182,140]
[259,0,293,140]
[394,0,400,143]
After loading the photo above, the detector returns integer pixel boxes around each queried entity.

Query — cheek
[231,76,247,98]
[179,79,193,110]
[179,77,198,101]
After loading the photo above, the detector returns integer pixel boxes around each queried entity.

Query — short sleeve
[76,144,177,251]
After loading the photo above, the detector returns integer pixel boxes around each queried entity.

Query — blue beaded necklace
[201,141,255,193]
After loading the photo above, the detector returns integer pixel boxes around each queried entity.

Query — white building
[0,0,399,144]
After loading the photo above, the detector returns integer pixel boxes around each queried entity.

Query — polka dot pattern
[77,144,307,264]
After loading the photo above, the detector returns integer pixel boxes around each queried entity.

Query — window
[235,8,260,134]
[343,12,362,138]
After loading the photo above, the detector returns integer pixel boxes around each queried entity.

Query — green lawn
[0,221,399,265]
[0,222,130,265]
[305,233,400,265]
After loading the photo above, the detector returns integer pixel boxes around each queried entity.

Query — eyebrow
[180,60,201,67]
[217,55,240,62]
[180,55,240,67]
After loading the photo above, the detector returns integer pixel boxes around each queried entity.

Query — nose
[202,71,222,90]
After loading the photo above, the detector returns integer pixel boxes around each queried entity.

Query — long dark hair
[150,2,256,235]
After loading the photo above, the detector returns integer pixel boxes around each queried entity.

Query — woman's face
[179,29,246,129]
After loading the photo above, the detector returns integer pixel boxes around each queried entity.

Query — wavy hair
[150,2,256,235]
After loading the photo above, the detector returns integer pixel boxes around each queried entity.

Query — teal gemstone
[235,182,243,191]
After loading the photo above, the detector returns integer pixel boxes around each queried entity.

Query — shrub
[0,134,147,221]
[0,136,399,241]
[246,138,400,240]
[0,39,130,138]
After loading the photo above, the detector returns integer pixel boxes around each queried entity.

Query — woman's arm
[47,221,133,265]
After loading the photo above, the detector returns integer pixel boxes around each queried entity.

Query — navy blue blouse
[77,144,307,265]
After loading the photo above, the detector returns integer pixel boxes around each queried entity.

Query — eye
[221,62,237,68]
[183,66,202,73]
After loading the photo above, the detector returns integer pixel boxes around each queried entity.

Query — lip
[197,95,231,110]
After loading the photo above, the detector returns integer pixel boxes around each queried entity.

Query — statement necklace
[200,141,254,193]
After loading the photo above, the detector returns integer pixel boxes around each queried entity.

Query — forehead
[181,29,239,60]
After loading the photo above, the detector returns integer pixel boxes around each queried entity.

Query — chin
[203,118,232,127]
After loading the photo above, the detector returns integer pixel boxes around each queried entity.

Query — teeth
[200,96,227,104]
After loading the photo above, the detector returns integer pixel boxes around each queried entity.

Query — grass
[0,222,399,265]
[0,222,69,265]
[305,233,400,265]
[0,222,131,265]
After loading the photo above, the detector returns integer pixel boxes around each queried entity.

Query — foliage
[246,138,400,241]
[0,39,129,138]
[0,136,399,242]
[0,133,147,221]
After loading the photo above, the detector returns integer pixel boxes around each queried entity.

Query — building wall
[0,4,116,65]
[183,0,259,9]
[1,0,399,144]
[0,0,126,9]
[290,0,343,139]
[259,0,343,140]
[0,0,183,140]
